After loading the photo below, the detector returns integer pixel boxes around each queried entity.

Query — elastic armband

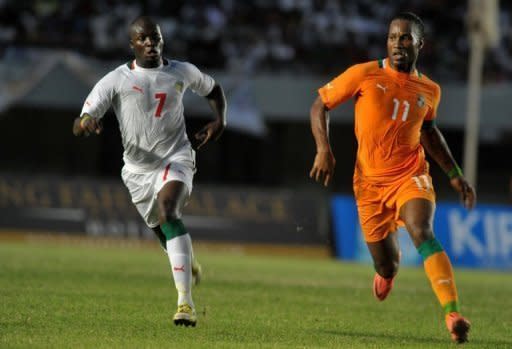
[80,115,92,129]
[447,165,463,179]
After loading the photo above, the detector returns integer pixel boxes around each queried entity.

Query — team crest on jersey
[417,94,425,108]
[174,81,184,93]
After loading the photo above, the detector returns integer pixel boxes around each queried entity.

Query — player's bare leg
[401,198,470,343]
[158,181,197,327]
[152,226,167,251]
[367,232,400,301]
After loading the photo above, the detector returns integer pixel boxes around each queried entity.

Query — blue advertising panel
[434,202,512,269]
[332,195,512,270]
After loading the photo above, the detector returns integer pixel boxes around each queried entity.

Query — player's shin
[418,238,459,314]
[161,220,194,307]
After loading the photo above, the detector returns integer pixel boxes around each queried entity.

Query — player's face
[387,19,423,72]
[130,22,164,68]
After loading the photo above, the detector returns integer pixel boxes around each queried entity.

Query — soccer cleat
[445,312,470,343]
[192,258,202,286]
[373,273,394,301]
[173,303,197,327]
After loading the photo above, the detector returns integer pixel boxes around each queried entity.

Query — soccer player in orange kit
[309,12,475,343]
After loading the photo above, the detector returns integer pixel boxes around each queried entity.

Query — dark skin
[73,17,227,238]
[310,18,476,278]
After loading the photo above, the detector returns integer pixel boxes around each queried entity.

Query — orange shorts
[354,174,436,243]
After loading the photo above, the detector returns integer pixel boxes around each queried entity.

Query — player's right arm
[309,63,366,187]
[72,71,117,137]
[72,113,103,136]
[309,96,336,187]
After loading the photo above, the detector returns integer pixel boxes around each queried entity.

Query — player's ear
[129,40,134,51]
[418,38,424,50]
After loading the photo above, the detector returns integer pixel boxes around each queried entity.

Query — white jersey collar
[132,59,164,72]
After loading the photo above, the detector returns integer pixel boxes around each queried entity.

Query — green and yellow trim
[443,300,460,314]
[418,238,444,260]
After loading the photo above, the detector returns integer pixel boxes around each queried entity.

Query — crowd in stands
[1,0,511,81]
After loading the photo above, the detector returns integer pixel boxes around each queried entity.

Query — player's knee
[408,223,434,247]
[160,199,182,221]
[374,260,399,279]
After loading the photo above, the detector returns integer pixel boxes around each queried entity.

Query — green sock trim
[417,238,444,260]
[161,220,187,240]
[443,301,460,314]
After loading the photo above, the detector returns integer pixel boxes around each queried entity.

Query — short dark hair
[130,15,157,29]
[390,12,425,38]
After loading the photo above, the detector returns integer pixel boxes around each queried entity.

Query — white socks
[166,233,194,307]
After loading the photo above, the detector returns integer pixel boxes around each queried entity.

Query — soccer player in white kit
[72,16,227,327]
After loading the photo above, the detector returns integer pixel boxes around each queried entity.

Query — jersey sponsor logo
[173,265,186,272]
[417,94,425,107]
[376,83,387,93]
[174,81,184,93]
[132,85,144,94]
[85,101,91,106]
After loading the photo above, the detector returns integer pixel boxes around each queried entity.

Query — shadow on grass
[0,320,33,328]
[319,329,446,345]
[319,329,512,347]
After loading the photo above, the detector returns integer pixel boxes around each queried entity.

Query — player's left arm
[421,124,476,209]
[420,82,475,209]
[194,83,227,149]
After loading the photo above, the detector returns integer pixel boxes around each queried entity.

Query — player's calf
[192,258,202,286]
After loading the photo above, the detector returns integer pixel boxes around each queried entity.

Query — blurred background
[0,0,511,269]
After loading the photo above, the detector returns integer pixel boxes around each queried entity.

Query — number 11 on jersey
[391,98,410,121]
[154,93,167,117]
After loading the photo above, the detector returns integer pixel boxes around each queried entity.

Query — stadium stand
[1,0,511,80]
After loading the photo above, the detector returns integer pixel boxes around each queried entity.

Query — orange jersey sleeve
[424,82,441,121]
[318,62,376,110]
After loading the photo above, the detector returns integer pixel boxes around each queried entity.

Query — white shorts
[121,159,195,228]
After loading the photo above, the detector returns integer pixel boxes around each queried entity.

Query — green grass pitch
[1,239,511,348]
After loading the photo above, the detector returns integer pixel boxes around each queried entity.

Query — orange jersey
[318,58,441,183]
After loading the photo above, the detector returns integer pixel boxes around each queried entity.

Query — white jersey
[81,59,215,172]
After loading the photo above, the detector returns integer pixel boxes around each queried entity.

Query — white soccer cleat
[173,303,197,327]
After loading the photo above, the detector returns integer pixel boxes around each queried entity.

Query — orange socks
[418,239,460,314]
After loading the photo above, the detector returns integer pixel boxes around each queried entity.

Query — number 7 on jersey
[154,93,167,117]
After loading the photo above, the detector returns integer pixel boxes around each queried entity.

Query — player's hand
[72,115,103,136]
[450,176,476,210]
[194,119,225,149]
[310,151,336,187]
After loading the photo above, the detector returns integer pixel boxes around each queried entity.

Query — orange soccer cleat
[373,273,394,301]
[445,312,471,343]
